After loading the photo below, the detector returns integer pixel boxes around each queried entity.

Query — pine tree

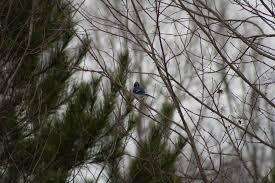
[0,1,133,182]
[107,101,187,183]
[129,102,186,183]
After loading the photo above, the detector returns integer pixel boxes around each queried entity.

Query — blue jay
[133,82,155,99]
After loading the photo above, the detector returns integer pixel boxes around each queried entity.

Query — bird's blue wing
[133,86,145,95]
[133,86,155,99]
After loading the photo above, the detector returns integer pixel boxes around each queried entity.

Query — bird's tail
[145,93,155,99]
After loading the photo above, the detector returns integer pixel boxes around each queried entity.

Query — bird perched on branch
[133,81,155,99]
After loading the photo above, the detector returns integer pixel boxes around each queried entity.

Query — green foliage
[1,49,132,182]
[263,168,275,183]
[107,101,186,183]
[128,102,186,183]
[0,0,134,182]
[272,169,275,183]
[31,51,131,182]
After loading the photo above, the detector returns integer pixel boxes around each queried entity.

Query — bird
[133,81,155,99]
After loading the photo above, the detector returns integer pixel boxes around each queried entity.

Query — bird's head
[134,82,139,87]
